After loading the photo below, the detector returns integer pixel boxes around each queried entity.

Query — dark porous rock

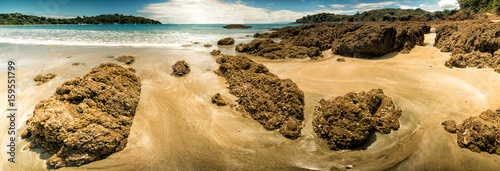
[240,22,428,59]
[445,109,500,154]
[236,39,321,59]
[211,93,228,106]
[34,73,56,85]
[223,24,252,29]
[442,120,457,133]
[332,22,429,57]
[72,62,80,66]
[21,63,141,168]
[337,58,346,62]
[214,54,305,139]
[210,49,222,56]
[172,60,191,77]
[217,37,235,45]
[116,55,135,65]
[312,89,402,150]
[435,21,500,72]
[204,44,212,47]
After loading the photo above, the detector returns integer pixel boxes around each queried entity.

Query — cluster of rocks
[214,54,305,139]
[172,60,191,77]
[435,21,500,73]
[236,22,429,59]
[217,37,235,45]
[116,55,135,65]
[442,109,500,154]
[22,63,142,168]
[34,73,56,85]
[223,24,252,29]
[312,89,402,150]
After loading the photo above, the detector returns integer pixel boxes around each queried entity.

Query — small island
[0,13,161,25]
[222,24,252,29]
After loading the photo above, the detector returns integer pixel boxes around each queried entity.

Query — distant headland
[0,13,162,25]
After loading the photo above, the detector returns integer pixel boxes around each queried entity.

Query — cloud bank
[438,0,459,9]
[138,0,311,24]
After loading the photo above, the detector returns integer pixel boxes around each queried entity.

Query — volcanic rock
[210,49,222,56]
[217,37,235,45]
[34,73,56,85]
[444,109,500,154]
[172,60,191,77]
[204,44,212,47]
[116,55,135,65]
[21,63,142,168]
[214,54,305,139]
[442,120,457,133]
[435,21,500,72]
[211,93,228,106]
[312,89,402,150]
[223,24,252,29]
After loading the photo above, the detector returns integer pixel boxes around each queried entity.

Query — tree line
[295,8,460,23]
[0,13,162,25]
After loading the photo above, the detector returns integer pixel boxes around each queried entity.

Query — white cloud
[438,0,459,9]
[329,4,346,9]
[268,3,274,6]
[315,9,365,15]
[351,1,397,9]
[318,5,325,8]
[138,0,312,24]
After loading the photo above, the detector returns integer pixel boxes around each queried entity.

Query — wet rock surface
[435,21,500,72]
[22,63,142,168]
[172,60,191,77]
[217,37,235,45]
[237,22,428,59]
[34,73,56,85]
[312,89,402,150]
[210,49,222,56]
[116,55,135,65]
[211,93,228,106]
[443,109,500,154]
[214,54,305,139]
[223,24,252,29]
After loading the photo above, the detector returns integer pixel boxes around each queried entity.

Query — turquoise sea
[0,24,301,47]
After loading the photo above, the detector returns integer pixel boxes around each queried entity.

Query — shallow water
[0,33,499,170]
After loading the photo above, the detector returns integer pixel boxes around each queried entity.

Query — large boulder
[172,60,191,77]
[442,109,500,154]
[313,89,402,150]
[217,37,235,45]
[21,63,141,168]
[214,55,305,139]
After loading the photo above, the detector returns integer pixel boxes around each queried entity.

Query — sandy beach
[1,32,500,170]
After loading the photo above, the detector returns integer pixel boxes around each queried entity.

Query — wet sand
[1,33,500,170]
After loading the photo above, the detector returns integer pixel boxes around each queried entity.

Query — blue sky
[0,0,459,24]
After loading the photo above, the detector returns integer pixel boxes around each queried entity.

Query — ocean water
[0,24,301,47]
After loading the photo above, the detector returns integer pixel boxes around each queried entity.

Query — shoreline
[1,21,500,170]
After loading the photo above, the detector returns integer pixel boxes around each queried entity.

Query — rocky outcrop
[442,109,500,154]
[238,22,429,59]
[116,55,135,65]
[442,120,457,133]
[211,93,228,106]
[312,89,402,150]
[21,63,141,168]
[210,49,222,56]
[34,73,56,85]
[236,39,321,59]
[449,11,470,21]
[172,60,191,77]
[332,22,429,57]
[214,55,305,139]
[435,21,500,72]
[223,24,252,29]
[217,37,235,45]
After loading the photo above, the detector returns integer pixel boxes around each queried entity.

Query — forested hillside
[0,13,162,25]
